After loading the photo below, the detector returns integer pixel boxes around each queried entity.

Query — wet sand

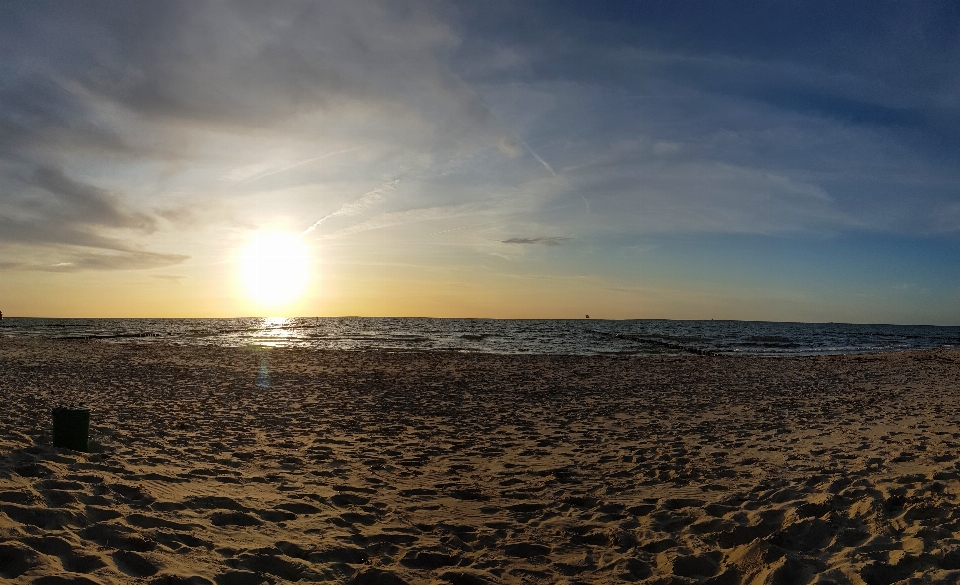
[2,339,960,584]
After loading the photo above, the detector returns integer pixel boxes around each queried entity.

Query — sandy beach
[2,339,960,584]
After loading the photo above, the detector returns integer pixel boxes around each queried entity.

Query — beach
[2,339,960,584]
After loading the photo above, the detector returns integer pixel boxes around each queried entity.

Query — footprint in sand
[0,542,44,579]
[112,549,160,577]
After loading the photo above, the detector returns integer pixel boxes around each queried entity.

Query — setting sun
[239,233,311,307]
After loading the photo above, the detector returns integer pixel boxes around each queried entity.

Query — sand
[2,339,960,584]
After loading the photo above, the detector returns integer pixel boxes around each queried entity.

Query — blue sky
[0,1,958,322]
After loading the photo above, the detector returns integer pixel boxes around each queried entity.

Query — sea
[1,317,959,357]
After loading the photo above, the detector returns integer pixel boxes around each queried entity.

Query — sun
[240,232,311,307]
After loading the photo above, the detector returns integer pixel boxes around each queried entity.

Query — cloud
[1,0,958,301]
[0,215,132,251]
[498,137,523,158]
[0,2,490,149]
[501,237,569,246]
[0,1,541,266]
[0,72,133,160]
[928,201,960,234]
[455,5,960,236]
[0,163,182,270]
[40,252,189,272]
[567,159,860,235]
[28,166,156,231]
[0,250,188,273]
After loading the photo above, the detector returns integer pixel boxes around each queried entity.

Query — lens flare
[240,233,310,307]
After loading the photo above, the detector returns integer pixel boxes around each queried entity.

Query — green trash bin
[52,407,90,452]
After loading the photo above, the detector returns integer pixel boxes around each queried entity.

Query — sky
[1,1,959,323]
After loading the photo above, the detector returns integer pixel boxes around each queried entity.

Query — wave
[3,317,959,356]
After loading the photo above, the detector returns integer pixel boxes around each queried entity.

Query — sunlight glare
[240,233,311,307]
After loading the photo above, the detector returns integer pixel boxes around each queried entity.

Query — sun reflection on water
[254,317,295,348]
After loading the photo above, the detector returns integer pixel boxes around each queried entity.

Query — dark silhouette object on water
[52,407,90,451]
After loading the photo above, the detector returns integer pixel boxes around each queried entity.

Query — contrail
[427,201,581,236]
[300,179,400,237]
[522,141,556,176]
[446,73,559,178]
[242,146,364,182]
[429,220,504,236]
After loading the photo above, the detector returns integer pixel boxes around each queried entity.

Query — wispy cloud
[227,146,364,183]
[321,201,492,238]
[27,166,156,232]
[501,237,569,246]
[45,252,188,272]
[0,164,183,272]
[0,251,190,273]
[300,179,400,237]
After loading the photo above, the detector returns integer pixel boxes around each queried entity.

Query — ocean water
[1,317,959,356]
